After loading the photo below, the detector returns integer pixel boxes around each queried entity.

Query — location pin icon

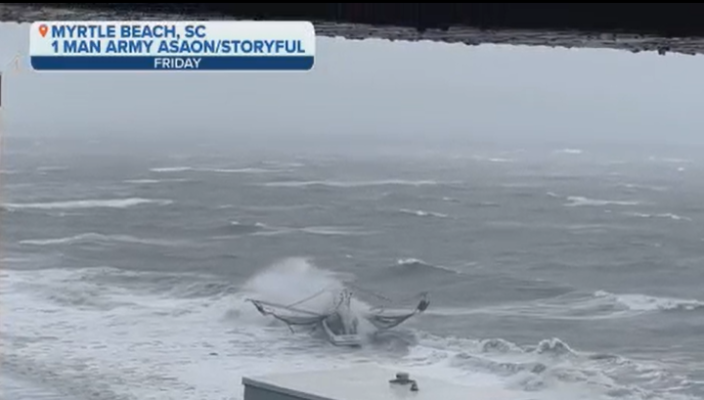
[38,24,48,38]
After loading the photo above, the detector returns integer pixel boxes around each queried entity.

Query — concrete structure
[3,3,704,55]
[242,366,533,400]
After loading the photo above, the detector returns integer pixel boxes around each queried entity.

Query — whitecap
[564,196,640,207]
[594,290,704,312]
[399,209,448,218]
[4,198,172,210]
[262,179,455,188]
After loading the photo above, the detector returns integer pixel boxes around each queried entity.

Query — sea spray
[238,257,377,335]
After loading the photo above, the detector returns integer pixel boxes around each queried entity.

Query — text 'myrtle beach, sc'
[28,21,316,72]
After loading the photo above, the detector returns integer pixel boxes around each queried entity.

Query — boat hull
[321,319,362,347]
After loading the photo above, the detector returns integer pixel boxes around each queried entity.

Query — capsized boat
[246,287,429,347]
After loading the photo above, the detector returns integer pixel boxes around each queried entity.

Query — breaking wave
[623,212,691,221]
[237,258,375,333]
[150,166,192,172]
[472,156,515,163]
[3,198,173,210]
[261,179,456,188]
[297,226,374,236]
[225,221,269,235]
[427,288,704,322]
[217,221,374,237]
[260,161,305,168]
[36,166,68,173]
[123,178,191,184]
[411,333,693,400]
[19,233,187,247]
[648,157,692,164]
[3,260,698,400]
[399,208,449,218]
[241,258,349,307]
[616,183,668,192]
[564,196,641,207]
[150,166,286,173]
[553,148,583,154]
[594,291,704,312]
[394,258,462,274]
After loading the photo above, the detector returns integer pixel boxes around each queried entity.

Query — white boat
[317,289,363,346]
[247,287,429,347]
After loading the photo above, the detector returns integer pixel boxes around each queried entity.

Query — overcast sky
[1,22,704,149]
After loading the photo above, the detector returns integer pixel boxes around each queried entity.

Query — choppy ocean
[2,136,704,400]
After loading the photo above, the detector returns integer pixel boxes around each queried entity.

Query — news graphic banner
[29,21,316,71]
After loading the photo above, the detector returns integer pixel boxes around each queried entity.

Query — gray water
[2,136,703,400]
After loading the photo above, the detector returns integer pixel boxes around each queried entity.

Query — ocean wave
[225,221,269,235]
[424,288,704,321]
[616,183,668,192]
[150,166,285,174]
[448,338,578,376]
[648,157,693,164]
[473,201,501,208]
[564,196,641,207]
[594,291,704,312]
[123,178,190,184]
[36,166,68,173]
[0,256,35,264]
[253,226,374,237]
[624,212,692,221]
[298,226,373,236]
[7,266,234,303]
[472,156,515,163]
[261,179,456,188]
[201,167,283,173]
[218,221,374,237]
[150,166,192,172]
[3,263,697,400]
[414,333,691,399]
[19,233,186,247]
[394,258,462,274]
[425,292,635,321]
[553,148,583,155]
[399,208,449,218]
[501,182,545,189]
[261,161,305,168]
[3,198,172,210]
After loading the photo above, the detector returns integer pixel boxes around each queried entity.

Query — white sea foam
[150,166,285,174]
[624,212,691,221]
[617,183,668,192]
[123,178,190,184]
[395,258,462,274]
[298,226,374,236]
[554,149,583,155]
[594,291,704,312]
[1,260,694,400]
[150,166,193,172]
[220,221,372,237]
[399,208,449,218]
[36,166,68,172]
[647,157,692,164]
[3,198,172,210]
[262,179,454,188]
[19,233,187,247]
[564,196,640,207]
[472,156,515,163]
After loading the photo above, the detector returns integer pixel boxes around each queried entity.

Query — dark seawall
[4,3,704,54]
